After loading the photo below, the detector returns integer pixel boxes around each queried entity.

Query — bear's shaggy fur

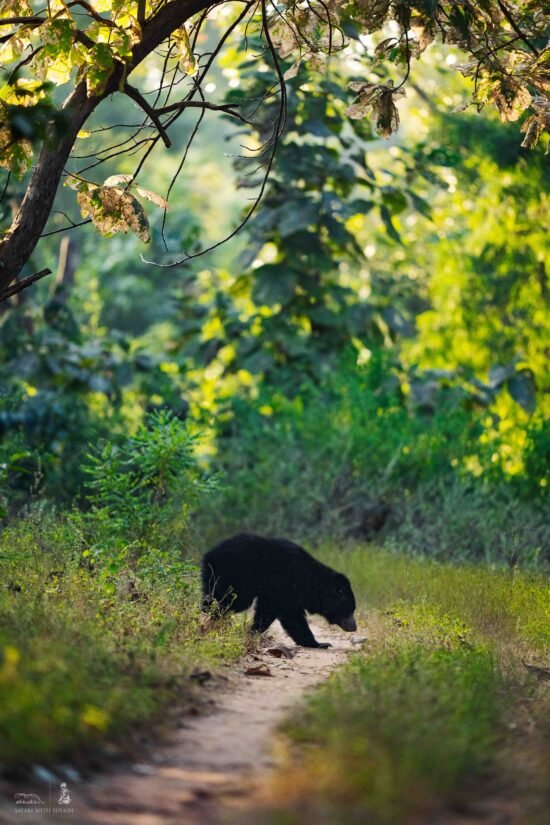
[201,533,357,648]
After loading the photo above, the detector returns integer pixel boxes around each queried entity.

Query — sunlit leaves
[134,186,169,210]
[0,0,32,18]
[82,43,116,96]
[489,79,532,123]
[352,0,391,33]
[85,15,141,60]
[173,26,198,76]
[32,18,76,85]
[0,127,32,178]
[520,114,544,149]
[0,78,49,107]
[0,80,66,177]
[66,176,150,242]
[346,81,406,138]
[64,173,170,241]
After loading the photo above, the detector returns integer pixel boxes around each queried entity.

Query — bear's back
[202,533,315,592]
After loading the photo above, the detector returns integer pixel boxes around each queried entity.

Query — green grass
[0,517,248,769]
[259,547,550,825]
[319,544,550,652]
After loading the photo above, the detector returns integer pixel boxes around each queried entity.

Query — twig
[496,0,539,56]
[0,16,44,25]
[41,219,92,238]
[124,83,172,147]
[155,98,252,125]
[0,268,51,303]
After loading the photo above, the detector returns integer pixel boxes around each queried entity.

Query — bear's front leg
[280,610,332,648]
[252,599,277,634]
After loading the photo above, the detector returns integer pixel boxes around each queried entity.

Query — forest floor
[0,620,360,825]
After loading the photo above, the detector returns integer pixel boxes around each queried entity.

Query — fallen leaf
[245,663,273,677]
[190,669,213,684]
[266,645,295,659]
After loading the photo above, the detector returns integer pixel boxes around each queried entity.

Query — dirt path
[1,621,359,825]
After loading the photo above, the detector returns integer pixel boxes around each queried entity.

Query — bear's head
[324,572,357,632]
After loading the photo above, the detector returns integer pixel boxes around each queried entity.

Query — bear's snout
[337,614,357,632]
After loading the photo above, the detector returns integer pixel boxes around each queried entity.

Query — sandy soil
[1,620,359,825]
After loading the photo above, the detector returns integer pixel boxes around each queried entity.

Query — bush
[198,357,549,567]
[83,410,216,583]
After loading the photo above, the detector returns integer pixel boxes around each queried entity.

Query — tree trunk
[54,235,80,293]
[0,83,96,294]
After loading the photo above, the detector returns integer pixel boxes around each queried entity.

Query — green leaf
[380,204,403,244]
[253,265,298,307]
[507,372,536,413]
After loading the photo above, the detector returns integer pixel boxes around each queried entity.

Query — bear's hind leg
[280,610,331,649]
[252,600,277,634]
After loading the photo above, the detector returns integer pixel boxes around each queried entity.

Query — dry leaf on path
[245,663,273,677]
[266,645,295,659]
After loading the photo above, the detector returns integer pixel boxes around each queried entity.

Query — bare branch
[137,0,147,25]
[124,83,172,147]
[496,0,539,57]
[143,0,285,268]
[155,98,252,125]
[0,268,51,303]
[0,17,44,25]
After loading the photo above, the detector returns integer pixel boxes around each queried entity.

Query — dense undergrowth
[198,357,549,568]
[258,547,549,825]
[0,560,246,768]
[0,413,248,771]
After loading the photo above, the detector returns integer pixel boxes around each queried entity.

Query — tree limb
[0,268,51,304]
[155,98,252,125]
[124,83,172,147]
[496,0,539,57]
[0,17,45,25]
[137,0,147,25]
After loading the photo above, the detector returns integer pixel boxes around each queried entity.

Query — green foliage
[0,283,189,501]
[85,410,211,546]
[0,511,246,768]
[260,549,549,824]
[0,427,243,771]
[179,55,447,389]
[283,642,499,822]
[198,356,549,566]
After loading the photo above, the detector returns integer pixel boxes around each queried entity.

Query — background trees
[1,1,548,294]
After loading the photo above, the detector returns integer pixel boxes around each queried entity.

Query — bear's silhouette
[201,533,356,648]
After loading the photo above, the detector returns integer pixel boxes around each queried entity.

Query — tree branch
[137,0,147,25]
[0,17,44,25]
[0,268,51,304]
[124,83,172,147]
[496,0,539,57]
[155,98,252,125]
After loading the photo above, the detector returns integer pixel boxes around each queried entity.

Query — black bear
[201,533,357,648]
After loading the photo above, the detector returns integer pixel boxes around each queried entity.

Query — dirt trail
[1,621,358,825]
